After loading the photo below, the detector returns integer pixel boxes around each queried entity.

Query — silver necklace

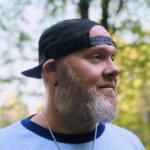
[41,109,98,150]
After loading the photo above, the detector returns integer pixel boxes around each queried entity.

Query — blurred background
[0,0,150,149]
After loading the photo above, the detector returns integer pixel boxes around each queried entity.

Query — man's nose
[102,62,120,78]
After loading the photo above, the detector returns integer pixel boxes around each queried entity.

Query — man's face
[54,25,120,124]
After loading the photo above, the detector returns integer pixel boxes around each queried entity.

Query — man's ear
[43,59,57,82]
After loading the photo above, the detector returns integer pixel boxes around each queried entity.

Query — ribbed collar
[21,115,105,144]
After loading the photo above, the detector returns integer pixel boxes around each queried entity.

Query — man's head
[22,19,116,78]
[22,19,120,124]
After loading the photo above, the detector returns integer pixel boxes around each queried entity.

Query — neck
[31,101,97,134]
[45,103,98,134]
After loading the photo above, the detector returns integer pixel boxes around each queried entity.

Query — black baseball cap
[21,19,116,79]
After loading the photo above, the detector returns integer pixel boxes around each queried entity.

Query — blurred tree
[0,93,29,128]
[114,40,150,149]
[78,0,91,18]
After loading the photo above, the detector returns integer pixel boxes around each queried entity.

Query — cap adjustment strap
[90,37,116,47]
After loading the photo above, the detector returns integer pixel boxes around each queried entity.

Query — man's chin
[85,97,118,124]
[97,90,117,106]
[100,111,118,123]
[88,111,118,124]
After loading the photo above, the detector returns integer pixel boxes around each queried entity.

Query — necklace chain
[41,109,98,150]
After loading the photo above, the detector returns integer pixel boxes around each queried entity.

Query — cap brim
[21,63,43,79]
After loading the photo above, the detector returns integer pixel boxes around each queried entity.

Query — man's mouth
[97,84,116,91]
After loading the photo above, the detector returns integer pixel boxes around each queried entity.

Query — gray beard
[54,61,118,124]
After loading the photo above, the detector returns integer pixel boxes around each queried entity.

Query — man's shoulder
[105,123,138,138]
[104,123,145,149]
[0,118,40,150]
[105,123,137,136]
[0,121,22,138]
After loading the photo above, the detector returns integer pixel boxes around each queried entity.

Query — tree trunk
[101,0,111,30]
[78,0,90,18]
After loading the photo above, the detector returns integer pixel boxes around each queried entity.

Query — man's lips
[98,85,116,91]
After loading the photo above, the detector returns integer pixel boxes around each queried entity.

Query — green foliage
[0,94,29,128]
[19,32,30,41]
[113,35,150,149]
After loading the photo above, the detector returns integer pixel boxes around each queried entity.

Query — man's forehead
[89,44,117,54]
[68,44,117,57]
[90,25,111,38]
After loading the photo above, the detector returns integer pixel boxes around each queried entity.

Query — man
[0,19,145,150]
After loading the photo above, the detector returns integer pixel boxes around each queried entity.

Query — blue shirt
[0,116,145,150]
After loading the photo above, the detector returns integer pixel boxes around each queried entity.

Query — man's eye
[93,54,104,59]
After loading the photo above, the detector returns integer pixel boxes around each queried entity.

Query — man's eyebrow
[87,47,117,55]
